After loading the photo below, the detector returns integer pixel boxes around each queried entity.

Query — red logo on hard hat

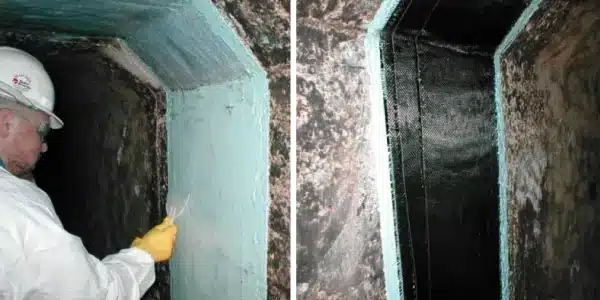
[12,74,31,91]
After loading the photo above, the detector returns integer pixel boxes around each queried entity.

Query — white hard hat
[0,46,63,129]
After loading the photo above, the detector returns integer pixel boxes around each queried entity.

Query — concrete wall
[498,1,600,299]
[296,1,390,299]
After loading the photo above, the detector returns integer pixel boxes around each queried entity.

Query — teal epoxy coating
[0,0,184,35]
[126,0,262,89]
[366,1,403,300]
[157,1,269,299]
[0,0,263,89]
[493,1,542,300]
[166,76,269,299]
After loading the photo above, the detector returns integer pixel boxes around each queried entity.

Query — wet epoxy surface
[384,35,499,299]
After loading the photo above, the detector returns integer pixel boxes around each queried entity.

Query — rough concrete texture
[212,1,291,298]
[500,1,600,299]
[0,32,170,300]
[296,1,387,299]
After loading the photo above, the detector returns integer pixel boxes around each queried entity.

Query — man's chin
[14,162,37,179]
[18,170,36,182]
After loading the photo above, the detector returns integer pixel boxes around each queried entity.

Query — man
[0,46,178,299]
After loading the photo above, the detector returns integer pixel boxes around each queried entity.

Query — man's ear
[0,109,13,139]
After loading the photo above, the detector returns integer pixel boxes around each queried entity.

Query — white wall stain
[513,142,547,214]
[101,39,164,89]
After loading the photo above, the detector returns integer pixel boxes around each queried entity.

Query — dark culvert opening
[381,1,527,299]
[0,31,169,300]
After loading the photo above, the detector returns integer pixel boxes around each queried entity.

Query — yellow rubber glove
[132,216,178,263]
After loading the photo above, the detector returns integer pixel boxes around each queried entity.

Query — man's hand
[131,217,178,262]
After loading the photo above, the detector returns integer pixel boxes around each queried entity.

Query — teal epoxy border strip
[366,1,403,300]
[493,1,543,300]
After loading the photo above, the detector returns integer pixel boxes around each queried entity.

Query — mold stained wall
[498,1,600,299]
[0,0,282,299]
[297,0,404,299]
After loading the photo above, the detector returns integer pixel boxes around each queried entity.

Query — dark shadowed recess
[0,31,169,300]
[388,0,529,50]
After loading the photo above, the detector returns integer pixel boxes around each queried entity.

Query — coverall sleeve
[20,235,156,300]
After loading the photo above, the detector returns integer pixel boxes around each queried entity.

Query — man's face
[5,108,50,174]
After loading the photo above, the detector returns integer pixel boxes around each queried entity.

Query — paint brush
[166,193,190,223]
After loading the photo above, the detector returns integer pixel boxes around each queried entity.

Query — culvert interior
[383,0,600,299]
[381,0,528,299]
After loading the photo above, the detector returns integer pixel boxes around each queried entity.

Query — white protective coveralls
[0,166,156,299]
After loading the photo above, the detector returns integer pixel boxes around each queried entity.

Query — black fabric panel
[384,35,499,299]
[390,35,427,299]
[418,42,499,298]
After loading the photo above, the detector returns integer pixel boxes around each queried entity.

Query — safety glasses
[36,122,51,143]
[13,111,50,143]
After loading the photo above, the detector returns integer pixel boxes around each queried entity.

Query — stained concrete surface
[211,1,291,298]
[296,1,387,299]
[500,1,600,299]
[383,34,499,299]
